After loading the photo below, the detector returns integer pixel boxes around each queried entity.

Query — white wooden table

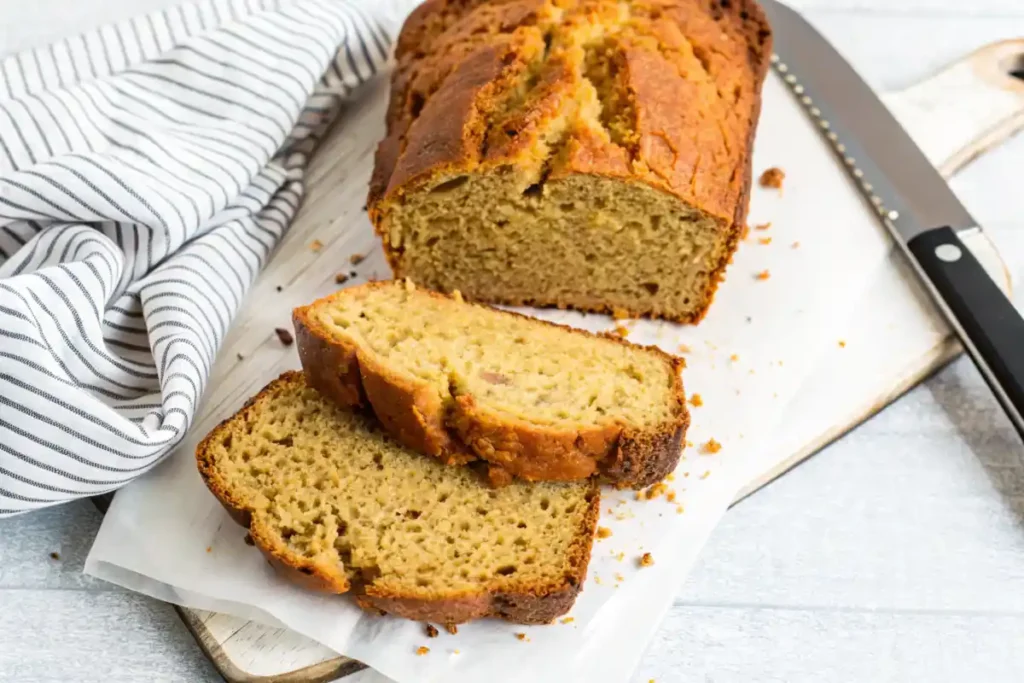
[3,1,1024,681]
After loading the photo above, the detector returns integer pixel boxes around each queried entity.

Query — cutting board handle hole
[1003,53,1024,81]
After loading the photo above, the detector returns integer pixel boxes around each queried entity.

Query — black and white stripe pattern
[0,0,393,517]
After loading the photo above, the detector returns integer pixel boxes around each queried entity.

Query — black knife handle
[907,226,1024,439]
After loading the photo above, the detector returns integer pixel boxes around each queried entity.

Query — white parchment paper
[84,69,899,683]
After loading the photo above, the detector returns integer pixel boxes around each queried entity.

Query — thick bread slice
[196,371,600,626]
[292,281,688,488]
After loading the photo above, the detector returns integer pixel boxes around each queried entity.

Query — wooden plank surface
[2,5,1024,683]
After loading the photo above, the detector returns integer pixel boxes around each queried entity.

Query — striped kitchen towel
[0,0,397,517]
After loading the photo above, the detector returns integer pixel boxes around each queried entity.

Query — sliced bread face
[197,371,599,626]
[293,281,688,488]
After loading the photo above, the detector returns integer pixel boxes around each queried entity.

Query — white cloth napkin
[0,0,398,517]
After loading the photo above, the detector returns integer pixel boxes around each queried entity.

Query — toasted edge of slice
[195,371,601,626]
[292,281,689,488]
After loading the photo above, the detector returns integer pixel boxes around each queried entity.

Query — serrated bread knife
[761,0,1024,441]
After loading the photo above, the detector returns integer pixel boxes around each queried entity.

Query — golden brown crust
[292,282,688,488]
[195,371,601,626]
[368,0,773,323]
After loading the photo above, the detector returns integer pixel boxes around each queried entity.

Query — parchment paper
[84,70,898,683]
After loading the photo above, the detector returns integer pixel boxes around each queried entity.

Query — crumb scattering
[755,269,771,281]
[560,617,575,624]
[615,573,625,582]
[839,340,847,348]
[335,273,349,284]
[274,327,294,346]
[676,504,685,514]
[730,353,739,362]
[639,552,655,567]
[701,470,712,480]
[755,221,772,231]
[689,393,703,407]
[596,526,613,539]
[310,239,323,252]
[685,439,694,448]
[49,552,60,560]
[759,236,772,245]
[416,646,430,656]
[609,324,630,339]
[515,633,529,641]
[759,167,785,189]
[637,481,670,501]
[425,624,439,638]
[702,438,722,454]
[614,551,625,562]
[349,253,365,265]
[676,343,691,354]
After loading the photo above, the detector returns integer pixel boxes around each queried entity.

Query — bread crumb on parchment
[310,239,323,252]
[689,393,703,407]
[425,624,439,638]
[349,253,365,265]
[755,221,772,231]
[755,269,771,281]
[702,438,722,454]
[639,552,655,567]
[759,167,785,190]
[274,328,294,346]
[416,646,430,656]
[596,527,613,539]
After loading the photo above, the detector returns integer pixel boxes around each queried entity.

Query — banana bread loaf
[196,371,600,626]
[292,280,688,488]
[368,0,772,323]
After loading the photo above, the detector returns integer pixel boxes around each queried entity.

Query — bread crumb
[615,573,625,582]
[637,481,670,501]
[275,285,283,292]
[667,473,675,482]
[730,353,739,362]
[445,623,458,635]
[594,575,603,585]
[792,241,800,248]
[515,633,529,641]
[49,552,60,560]
[755,269,771,281]
[243,533,255,546]
[758,236,772,245]
[740,223,751,240]
[838,340,847,348]
[676,504,685,514]
[702,438,722,454]
[611,307,631,320]
[349,253,365,265]
[609,324,630,339]
[206,546,212,553]
[236,352,244,361]
[639,552,654,567]
[614,551,625,562]
[416,646,430,656]
[596,526,613,539]
[453,649,460,655]
[759,167,785,189]
[274,328,294,346]
[755,221,772,231]
[310,239,323,252]
[685,439,694,448]
[425,624,439,638]
[683,472,690,478]
[560,617,575,624]
[666,490,676,503]
[701,470,711,480]
[676,343,691,354]
[334,273,349,284]
[689,393,703,407]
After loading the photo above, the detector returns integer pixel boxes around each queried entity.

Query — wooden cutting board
[170,39,1024,683]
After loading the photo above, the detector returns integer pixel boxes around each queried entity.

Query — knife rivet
[935,244,962,262]
[794,84,804,94]
[887,210,900,221]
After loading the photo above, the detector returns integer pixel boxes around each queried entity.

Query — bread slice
[292,281,688,488]
[196,371,599,626]
[368,0,772,323]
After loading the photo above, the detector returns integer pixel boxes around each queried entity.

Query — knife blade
[760,0,1024,441]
